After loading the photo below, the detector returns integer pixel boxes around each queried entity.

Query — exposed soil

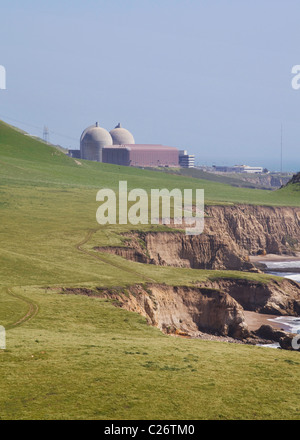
[59,276,300,346]
[95,205,300,272]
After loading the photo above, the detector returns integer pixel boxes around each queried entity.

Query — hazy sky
[1,0,300,171]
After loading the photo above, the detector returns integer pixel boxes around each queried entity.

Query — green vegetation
[0,120,300,420]
[146,166,294,190]
[0,120,299,206]
[2,285,300,420]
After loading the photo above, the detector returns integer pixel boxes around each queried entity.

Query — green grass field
[145,166,294,190]
[1,120,300,420]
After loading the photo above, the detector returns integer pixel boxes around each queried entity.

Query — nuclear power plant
[68,122,194,168]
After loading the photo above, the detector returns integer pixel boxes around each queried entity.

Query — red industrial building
[102,144,179,167]
[70,122,193,168]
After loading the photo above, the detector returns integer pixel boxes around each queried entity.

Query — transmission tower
[43,125,49,144]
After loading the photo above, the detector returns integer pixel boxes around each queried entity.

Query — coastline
[250,253,300,263]
[243,311,286,332]
[249,252,300,263]
[250,253,300,281]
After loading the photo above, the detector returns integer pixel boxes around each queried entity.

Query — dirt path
[5,287,39,330]
[3,228,152,332]
[75,229,156,283]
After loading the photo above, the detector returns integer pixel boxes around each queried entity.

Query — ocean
[261,260,300,336]
[263,260,300,284]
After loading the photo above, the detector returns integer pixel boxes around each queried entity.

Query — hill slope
[0,120,300,420]
[1,120,299,206]
[285,171,300,187]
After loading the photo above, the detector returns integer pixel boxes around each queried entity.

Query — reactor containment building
[68,122,194,168]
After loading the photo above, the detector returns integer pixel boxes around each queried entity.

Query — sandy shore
[250,253,300,263]
[244,311,286,332]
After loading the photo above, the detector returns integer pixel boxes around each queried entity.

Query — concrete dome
[80,122,112,162]
[110,123,135,145]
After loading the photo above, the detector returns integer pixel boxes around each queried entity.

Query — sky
[1,0,300,172]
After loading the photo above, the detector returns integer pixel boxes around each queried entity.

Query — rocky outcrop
[90,204,300,348]
[61,275,300,341]
[219,173,292,189]
[253,325,300,349]
[143,231,252,270]
[254,324,287,342]
[61,284,249,340]
[279,333,300,351]
[201,278,300,316]
[94,231,253,270]
[283,172,300,187]
[95,205,300,271]
[95,231,253,271]
[204,205,300,256]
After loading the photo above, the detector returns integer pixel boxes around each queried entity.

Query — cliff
[61,276,300,342]
[204,205,300,256]
[95,205,300,271]
[283,172,300,187]
[90,204,300,347]
[201,277,300,316]
[61,284,249,340]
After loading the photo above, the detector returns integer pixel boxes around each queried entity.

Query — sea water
[261,260,300,339]
[263,260,300,284]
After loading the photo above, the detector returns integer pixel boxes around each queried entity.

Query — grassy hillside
[0,120,299,205]
[1,120,300,420]
[147,166,293,190]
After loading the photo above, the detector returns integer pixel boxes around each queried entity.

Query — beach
[250,253,300,263]
[251,253,300,281]
[247,255,300,335]
[244,311,286,332]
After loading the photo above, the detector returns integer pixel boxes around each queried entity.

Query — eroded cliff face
[284,172,300,186]
[61,284,249,340]
[60,277,300,342]
[201,278,300,316]
[95,232,252,271]
[143,231,251,270]
[89,205,300,347]
[95,205,300,271]
[204,205,300,256]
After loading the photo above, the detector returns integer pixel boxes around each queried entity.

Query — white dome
[110,123,135,145]
[80,123,112,144]
[80,122,112,162]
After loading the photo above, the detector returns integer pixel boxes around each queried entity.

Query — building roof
[103,144,178,151]
[80,122,112,145]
